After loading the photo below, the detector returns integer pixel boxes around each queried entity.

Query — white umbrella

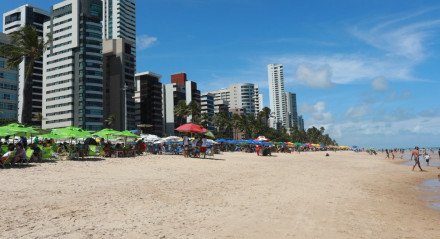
[141,134,161,142]
[162,136,183,142]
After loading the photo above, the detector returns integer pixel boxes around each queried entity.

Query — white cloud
[346,104,369,118]
[295,64,333,88]
[301,101,332,123]
[372,77,388,91]
[137,35,158,50]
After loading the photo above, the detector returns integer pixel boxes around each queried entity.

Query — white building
[2,5,50,125]
[285,92,298,129]
[206,83,263,115]
[267,64,287,129]
[42,0,103,130]
[103,0,136,44]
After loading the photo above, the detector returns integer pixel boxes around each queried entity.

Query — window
[0,60,4,68]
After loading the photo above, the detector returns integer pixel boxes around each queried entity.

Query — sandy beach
[1,151,439,239]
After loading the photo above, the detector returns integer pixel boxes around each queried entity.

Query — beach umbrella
[51,126,92,139]
[175,123,207,133]
[37,133,64,139]
[0,127,11,137]
[255,135,269,141]
[117,130,139,138]
[205,131,215,139]
[0,123,39,136]
[94,128,121,139]
[141,134,161,142]
[162,136,183,142]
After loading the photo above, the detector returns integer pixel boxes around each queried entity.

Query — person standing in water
[411,147,423,171]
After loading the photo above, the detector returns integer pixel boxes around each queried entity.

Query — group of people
[182,135,209,158]
[0,142,31,166]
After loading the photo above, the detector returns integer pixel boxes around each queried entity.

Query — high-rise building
[298,115,305,131]
[42,0,103,130]
[0,33,19,121]
[102,0,136,44]
[285,92,298,129]
[206,83,263,116]
[102,39,136,130]
[267,64,287,129]
[163,73,200,136]
[102,0,136,130]
[133,72,163,136]
[2,5,50,125]
[229,83,262,116]
[200,93,215,131]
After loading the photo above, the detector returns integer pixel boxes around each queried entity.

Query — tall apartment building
[133,72,163,136]
[2,5,50,125]
[102,39,135,130]
[268,64,287,129]
[163,73,201,136]
[42,0,103,130]
[102,0,136,130]
[0,33,19,121]
[285,92,298,129]
[102,0,136,44]
[201,93,215,131]
[298,115,305,131]
[206,83,263,116]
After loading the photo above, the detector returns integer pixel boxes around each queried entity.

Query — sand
[1,151,439,239]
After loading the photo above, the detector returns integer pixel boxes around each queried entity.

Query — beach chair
[88,145,98,157]
[26,148,34,159]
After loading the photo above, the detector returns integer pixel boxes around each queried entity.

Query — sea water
[420,179,440,211]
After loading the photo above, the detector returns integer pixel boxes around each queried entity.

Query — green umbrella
[51,126,92,139]
[117,130,139,138]
[93,128,121,139]
[0,123,39,136]
[0,127,12,137]
[37,133,64,139]
[205,131,215,139]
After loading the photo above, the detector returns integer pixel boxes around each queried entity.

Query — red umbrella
[175,123,208,133]
[255,135,269,141]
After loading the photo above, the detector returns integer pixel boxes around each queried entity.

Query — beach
[1,151,439,239]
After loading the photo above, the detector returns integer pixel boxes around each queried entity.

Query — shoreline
[1,151,440,238]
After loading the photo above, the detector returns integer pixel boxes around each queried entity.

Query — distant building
[268,64,287,129]
[0,33,18,121]
[42,0,104,130]
[298,115,305,131]
[102,39,136,130]
[285,92,298,129]
[163,73,201,136]
[206,83,263,116]
[2,4,50,125]
[200,93,215,131]
[134,72,163,136]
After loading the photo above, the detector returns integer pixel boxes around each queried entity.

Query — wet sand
[1,151,439,239]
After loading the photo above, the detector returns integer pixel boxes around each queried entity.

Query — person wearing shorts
[411,146,423,171]
[200,135,207,158]
[183,134,189,158]
[424,153,431,166]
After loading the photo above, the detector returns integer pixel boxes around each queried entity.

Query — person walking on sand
[411,147,424,171]
[424,153,431,166]
[183,134,189,158]
[385,149,390,159]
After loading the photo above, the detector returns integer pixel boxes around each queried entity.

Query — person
[30,144,42,162]
[13,143,27,164]
[411,146,423,171]
[200,135,207,158]
[424,153,431,166]
[1,144,15,166]
[385,149,389,159]
[183,134,189,158]
[438,148,440,159]
[192,137,199,157]
[255,144,261,156]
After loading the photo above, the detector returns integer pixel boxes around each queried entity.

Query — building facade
[201,93,215,131]
[163,73,200,136]
[42,0,103,130]
[298,115,305,131]
[285,92,298,129]
[133,72,163,136]
[102,38,135,130]
[0,33,19,121]
[2,5,50,125]
[102,0,136,44]
[267,64,287,129]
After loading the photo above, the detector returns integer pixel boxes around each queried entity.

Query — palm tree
[104,114,116,128]
[212,112,232,138]
[187,100,201,123]
[174,100,190,125]
[0,25,52,125]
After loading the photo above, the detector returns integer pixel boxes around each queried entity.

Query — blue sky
[1,0,439,148]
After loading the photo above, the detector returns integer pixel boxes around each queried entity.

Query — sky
[1,0,439,148]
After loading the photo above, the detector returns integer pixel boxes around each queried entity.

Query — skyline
[1,0,439,148]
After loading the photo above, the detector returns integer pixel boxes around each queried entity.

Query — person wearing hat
[411,146,423,171]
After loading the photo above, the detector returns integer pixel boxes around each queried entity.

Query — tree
[0,25,52,125]
[187,101,201,123]
[212,112,232,138]
[104,114,116,128]
[174,100,190,125]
